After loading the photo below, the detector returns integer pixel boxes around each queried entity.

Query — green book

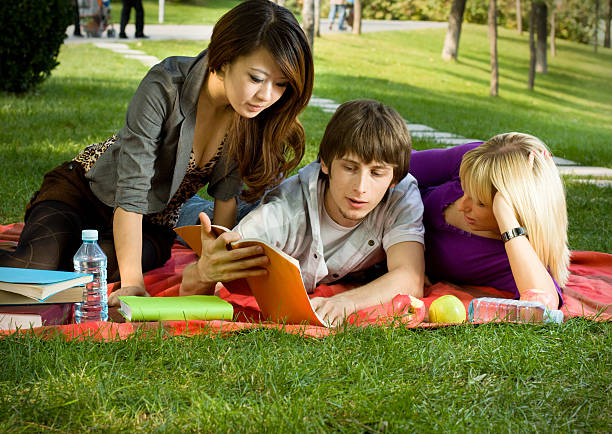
[117,295,234,322]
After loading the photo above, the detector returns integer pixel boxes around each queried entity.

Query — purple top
[409,142,563,304]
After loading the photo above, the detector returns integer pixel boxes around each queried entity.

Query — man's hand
[310,294,357,327]
[180,212,269,295]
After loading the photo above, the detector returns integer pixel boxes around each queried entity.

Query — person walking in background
[119,0,147,39]
[72,0,83,37]
[344,0,354,30]
[328,0,347,31]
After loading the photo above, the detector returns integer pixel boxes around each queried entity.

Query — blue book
[0,267,93,302]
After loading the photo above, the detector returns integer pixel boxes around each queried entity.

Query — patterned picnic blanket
[1,223,610,340]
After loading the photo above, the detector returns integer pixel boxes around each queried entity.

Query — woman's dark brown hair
[207,0,314,201]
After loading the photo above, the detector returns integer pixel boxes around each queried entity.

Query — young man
[180,99,425,326]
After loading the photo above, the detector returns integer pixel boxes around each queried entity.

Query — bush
[0,0,72,93]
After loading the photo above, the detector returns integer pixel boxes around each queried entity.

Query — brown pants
[0,161,174,282]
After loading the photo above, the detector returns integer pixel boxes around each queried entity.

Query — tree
[442,0,467,60]
[594,0,600,53]
[352,0,362,35]
[605,0,611,48]
[314,0,321,37]
[550,2,556,57]
[528,1,536,90]
[535,1,547,73]
[516,0,523,34]
[489,0,499,96]
[302,0,315,50]
[0,0,72,93]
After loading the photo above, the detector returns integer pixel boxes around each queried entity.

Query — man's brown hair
[318,99,412,184]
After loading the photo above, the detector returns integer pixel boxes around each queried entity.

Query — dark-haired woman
[0,0,314,306]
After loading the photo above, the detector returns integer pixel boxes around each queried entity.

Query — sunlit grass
[0,21,611,432]
[141,0,242,25]
[0,319,610,431]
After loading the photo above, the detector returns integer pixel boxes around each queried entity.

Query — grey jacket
[235,161,425,292]
[86,50,241,214]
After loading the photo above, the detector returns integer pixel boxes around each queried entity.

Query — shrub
[0,0,72,93]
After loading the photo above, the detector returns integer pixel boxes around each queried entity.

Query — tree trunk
[528,2,536,90]
[302,0,315,50]
[594,0,600,53]
[605,0,611,48]
[352,0,362,35]
[489,0,499,96]
[535,1,547,74]
[516,0,522,34]
[550,5,556,57]
[442,0,467,60]
[314,0,321,37]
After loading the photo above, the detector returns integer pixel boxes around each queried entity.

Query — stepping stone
[552,156,579,166]
[558,166,612,177]
[123,54,160,67]
[411,131,461,140]
[441,138,481,146]
[110,48,148,55]
[405,123,435,132]
[94,42,129,50]
[310,97,337,105]
[568,179,612,188]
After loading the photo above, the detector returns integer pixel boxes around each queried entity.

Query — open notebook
[174,225,327,327]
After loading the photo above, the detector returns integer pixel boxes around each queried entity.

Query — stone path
[77,23,611,186]
[65,20,447,43]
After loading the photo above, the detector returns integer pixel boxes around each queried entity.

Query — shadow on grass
[314,72,612,166]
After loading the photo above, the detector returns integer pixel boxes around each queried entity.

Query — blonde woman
[410,133,569,309]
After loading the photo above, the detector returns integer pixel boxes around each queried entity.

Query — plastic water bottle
[74,229,108,323]
[468,297,563,324]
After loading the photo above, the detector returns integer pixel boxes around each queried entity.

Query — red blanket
[1,223,610,340]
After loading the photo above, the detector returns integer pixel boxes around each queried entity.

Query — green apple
[429,295,466,323]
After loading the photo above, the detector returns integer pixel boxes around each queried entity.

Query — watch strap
[501,227,527,243]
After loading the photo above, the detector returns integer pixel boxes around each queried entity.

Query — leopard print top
[74,135,225,228]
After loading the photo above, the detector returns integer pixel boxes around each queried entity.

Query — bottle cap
[545,309,564,324]
[81,229,99,241]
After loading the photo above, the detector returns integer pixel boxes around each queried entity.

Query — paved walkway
[65,21,612,184]
[64,19,447,43]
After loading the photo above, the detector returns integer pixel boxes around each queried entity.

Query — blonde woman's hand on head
[492,191,523,236]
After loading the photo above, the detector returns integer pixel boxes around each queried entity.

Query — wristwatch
[501,227,527,243]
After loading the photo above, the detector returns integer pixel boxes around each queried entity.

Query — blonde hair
[459,132,570,287]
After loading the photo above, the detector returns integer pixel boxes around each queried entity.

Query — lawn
[0,17,611,432]
[141,0,243,25]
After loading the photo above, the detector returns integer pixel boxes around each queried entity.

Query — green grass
[312,25,612,167]
[1,25,610,249]
[141,0,243,25]
[0,22,611,431]
[0,320,610,432]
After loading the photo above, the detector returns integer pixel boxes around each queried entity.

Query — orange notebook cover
[174,225,326,327]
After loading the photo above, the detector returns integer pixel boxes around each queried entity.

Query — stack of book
[0,267,92,331]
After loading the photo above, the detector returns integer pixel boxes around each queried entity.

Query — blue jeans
[328,4,347,29]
